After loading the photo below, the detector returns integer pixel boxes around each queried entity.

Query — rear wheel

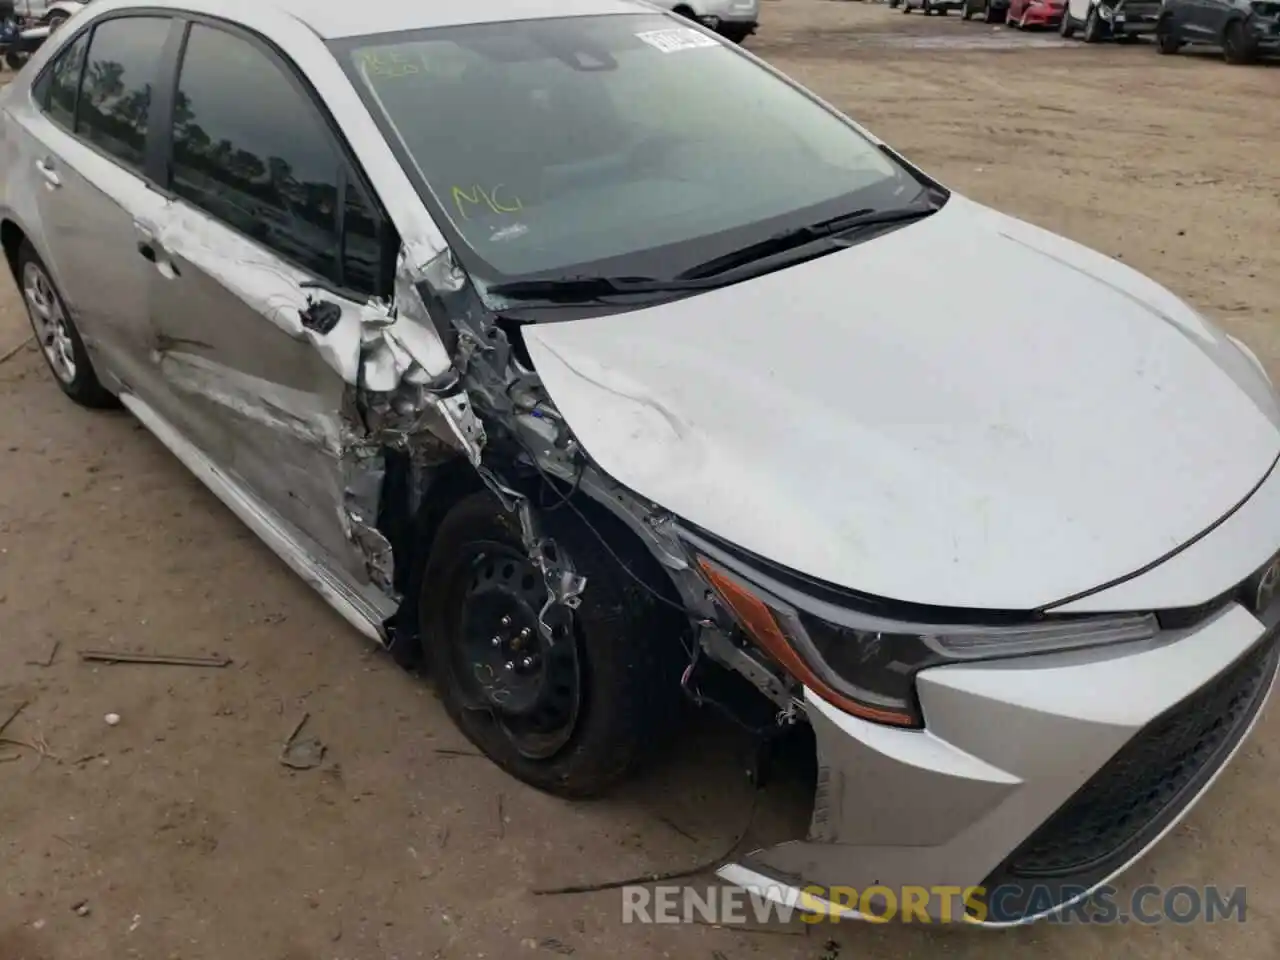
[1059,8,1077,35]
[1222,19,1258,63]
[1083,5,1106,41]
[1155,14,1181,52]
[17,242,117,408]
[984,3,1006,21]
[961,0,975,20]
[421,492,687,798]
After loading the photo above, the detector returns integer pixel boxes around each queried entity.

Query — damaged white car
[3,0,1279,928]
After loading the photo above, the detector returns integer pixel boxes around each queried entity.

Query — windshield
[334,14,926,284]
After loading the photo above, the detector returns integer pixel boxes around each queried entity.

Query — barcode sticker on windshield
[635,28,720,53]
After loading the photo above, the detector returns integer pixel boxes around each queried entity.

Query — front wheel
[421,492,687,798]
[984,3,1007,21]
[1059,9,1077,35]
[1222,19,1258,63]
[961,0,974,20]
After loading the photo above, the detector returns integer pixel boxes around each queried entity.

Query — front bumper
[718,601,1280,924]
[1102,4,1161,32]
[1021,2,1065,22]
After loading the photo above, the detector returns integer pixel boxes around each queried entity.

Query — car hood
[521,194,1280,611]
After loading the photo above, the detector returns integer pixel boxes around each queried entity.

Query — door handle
[136,237,180,277]
[35,158,60,189]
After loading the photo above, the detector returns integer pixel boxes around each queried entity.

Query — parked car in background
[650,0,758,42]
[901,0,965,15]
[961,0,1010,22]
[1060,0,1162,40]
[1155,0,1280,62]
[1005,0,1065,27]
[6,0,1280,931]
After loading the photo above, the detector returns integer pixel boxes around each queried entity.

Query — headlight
[693,554,1157,729]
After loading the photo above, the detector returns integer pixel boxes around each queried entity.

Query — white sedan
[1,0,1277,926]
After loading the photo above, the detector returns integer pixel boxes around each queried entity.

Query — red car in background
[1005,0,1065,26]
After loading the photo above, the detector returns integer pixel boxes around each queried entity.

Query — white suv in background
[651,0,759,42]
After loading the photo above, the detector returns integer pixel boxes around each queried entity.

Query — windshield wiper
[677,201,942,281]
[487,274,710,303]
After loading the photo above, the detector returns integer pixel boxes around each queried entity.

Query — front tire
[1059,9,1077,35]
[984,3,1006,21]
[17,242,117,408]
[421,492,687,798]
[1222,19,1258,63]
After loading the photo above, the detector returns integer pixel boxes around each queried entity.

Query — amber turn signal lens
[696,557,915,727]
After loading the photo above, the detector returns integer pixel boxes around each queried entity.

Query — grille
[977,631,1279,921]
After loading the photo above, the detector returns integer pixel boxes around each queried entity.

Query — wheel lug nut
[504,661,515,672]
[501,615,512,627]
[491,635,503,647]
[519,627,532,639]
[520,656,535,670]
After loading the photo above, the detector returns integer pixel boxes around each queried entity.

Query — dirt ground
[2,2,1279,958]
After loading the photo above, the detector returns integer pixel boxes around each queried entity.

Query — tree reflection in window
[76,17,170,173]
[170,24,345,284]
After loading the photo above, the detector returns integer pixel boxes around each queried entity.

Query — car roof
[267,0,656,39]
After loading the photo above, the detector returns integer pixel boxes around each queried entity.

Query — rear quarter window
[75,16,171,173]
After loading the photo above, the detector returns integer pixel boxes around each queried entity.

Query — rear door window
[40,28,90,129]
[75,16,172,174]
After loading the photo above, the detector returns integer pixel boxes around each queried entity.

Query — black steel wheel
[421,492,687,798]
[447,540,582,760]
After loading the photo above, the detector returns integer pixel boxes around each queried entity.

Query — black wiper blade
[487,274,706,303]
[677,202,941,281]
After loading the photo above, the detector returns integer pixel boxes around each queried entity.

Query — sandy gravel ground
[1,3,1278,958]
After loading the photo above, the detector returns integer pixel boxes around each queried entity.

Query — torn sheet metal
[150,204,486,602]
[152,205,365,385]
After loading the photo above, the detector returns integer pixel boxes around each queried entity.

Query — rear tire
[16,242,118,409]
[1222,19,1258,63]
[1155,15,1181,52]
[1059,9,1076,35]
[961,0,974,19]
[1083,5,1106,41]
[984,3,1006,21]
[420,492,687,799]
